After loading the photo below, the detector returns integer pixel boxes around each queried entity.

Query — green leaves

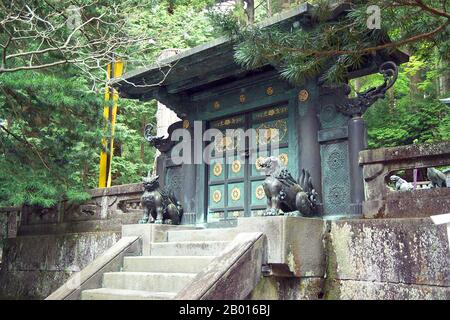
[211,1,450,85]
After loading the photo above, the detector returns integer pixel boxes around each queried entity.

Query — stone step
[81,288,176,300]
[103,272,195,292]
[167,228,238,242]
[150,241,229,256]
[123,256,215,273]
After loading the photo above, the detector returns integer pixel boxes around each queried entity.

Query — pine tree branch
[0,125,51,171]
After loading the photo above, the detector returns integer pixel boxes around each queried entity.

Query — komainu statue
[427,167,447,188]
[259,156,318,216]
[139,175,183,225]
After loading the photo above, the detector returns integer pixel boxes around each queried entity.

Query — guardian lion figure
[139,175,183,225]
[259,156,318,216]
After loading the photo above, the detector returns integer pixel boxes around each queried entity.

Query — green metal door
[207,104,289,222]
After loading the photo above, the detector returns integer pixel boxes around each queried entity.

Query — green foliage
[362,57,449,148]
[0,0,216,207]
[210,0,449,85]
[210,1,449,148]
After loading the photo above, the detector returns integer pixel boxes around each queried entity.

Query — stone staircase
[81,228,238,300]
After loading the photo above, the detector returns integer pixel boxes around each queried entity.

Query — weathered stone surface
[0,231,120,299]
[17,212,142,236]
[367,188,450,219]
[237,216,326,277]
[175,232,267,300]
[248,277,324,300]
[122,223,200,255]
[0,270,71,300]
[123,256,214,273]
[1,232,120,272]
[360,141,450,218]
[326,279,450,300]
[16,183,146,236]
[46,236,141,300]
[359,141,450,164]
[81,288,176,300]
[328,218,450,287]
[150,241,229,256]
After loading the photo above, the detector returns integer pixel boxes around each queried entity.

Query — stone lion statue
[139,175,183,225]
[259,156,318,216]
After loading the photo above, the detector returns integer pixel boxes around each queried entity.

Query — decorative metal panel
[209,158,225,181]
[227,157,244,179]
[252,105,288,121]
[165,166,184,201]
[321,141,351,216]
[252,149,268,176]
[251,181,266,206]
[209,185,225,209]
[319,104,348,129]
[229,210,244,218]
[206,103,292,220]
[210,115,245,129]
[227,182,245,208]
[252,119,288,146]
[208,211,224,222]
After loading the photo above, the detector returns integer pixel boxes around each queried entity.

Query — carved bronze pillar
[348,116,367,215]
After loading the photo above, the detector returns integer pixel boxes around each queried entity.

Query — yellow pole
[98,60,124,188]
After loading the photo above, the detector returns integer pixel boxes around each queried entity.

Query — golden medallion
[213,101,220,110]
[266,87,274,96]
[182,119,190,129]
[298,89,309,102]
[212,190,222,203]
[230,187,241,201]
[255,157,265,171]
[213,163,223,176]
[239,94,246,103]
[278,153,289,166]
[231,160,241,173]
[255,185,265,200]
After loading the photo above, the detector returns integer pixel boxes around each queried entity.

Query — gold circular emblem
[213,163,223,176]
[213,101,220,110]
[239,94,246,103]
[298,89,309,102]
[212,190,222,203]
[182,119,190,129]
[255,157,265,171]
[278,153,289,166]
[231,187,241,201]
[255,185,265,200]
[266,87,274,96]
[231,160,241,173]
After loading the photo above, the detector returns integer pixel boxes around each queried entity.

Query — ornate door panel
[207,104,289,222]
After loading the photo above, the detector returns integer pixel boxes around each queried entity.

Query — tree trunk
[245,0,255,25]
[438,59,449,96]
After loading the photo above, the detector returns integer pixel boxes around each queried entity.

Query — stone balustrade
[359,141,450,218]
[16,183,145,236]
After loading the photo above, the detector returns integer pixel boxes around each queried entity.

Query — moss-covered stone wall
[250,217,450,300]
[0,231,120,299]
